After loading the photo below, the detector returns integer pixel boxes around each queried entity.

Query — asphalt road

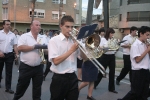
[0,64,150,100]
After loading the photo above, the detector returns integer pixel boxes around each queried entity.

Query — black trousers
[0,52,14,89]
[13,62,43,100]
[117,55,132,82]
[94,54,116,91]
[50,72,79,100]
[43,54,51,77]
[121,69,149,100]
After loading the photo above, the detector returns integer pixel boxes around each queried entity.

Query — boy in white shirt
[118,26,150,100]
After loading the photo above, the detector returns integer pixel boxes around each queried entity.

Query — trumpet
[70,28,106,76]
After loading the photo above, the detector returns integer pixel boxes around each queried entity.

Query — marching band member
[13,20,47,100]
[78,43,98,100]
[74,26,83,81]
[116,26,138,85]
[94,28,105,88]
[48,15,79,100]
[0,20,18,93]
[95,28,118,93]
[98,27,105,38]
[118,26,150,100]
[43,31,59,81]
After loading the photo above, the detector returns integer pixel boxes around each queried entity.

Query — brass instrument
[38,39,46,64]
[146,38,150,45]
[107,37,120,51]
[70,28,106,76]
[130,37,137,46]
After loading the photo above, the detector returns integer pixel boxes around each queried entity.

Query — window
[29,9,45,18]
[120,0,122,6]
[2,0,9,4]
[36,0,45,2]
[128,0,150,4]
[52,11,66,19]
[127,11,150,21]
[52,0,66,4]
[2,8,8,20]
[119,14,122,21]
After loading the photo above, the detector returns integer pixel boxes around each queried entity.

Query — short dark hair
[2,20,11,25]
[99,27,105,34]
[104,28,115,40]
[60,15,74,25]
[130,26,138,33]
[138,26,150,37]
[13,29,19,33]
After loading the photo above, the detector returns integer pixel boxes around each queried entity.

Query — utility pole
[86,0,94,25]
[59,0,63,26]
[31,0,36,23]
[103,0,109,30]
[14,0,16,29]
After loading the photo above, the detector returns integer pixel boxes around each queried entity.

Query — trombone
[70,28,106,76]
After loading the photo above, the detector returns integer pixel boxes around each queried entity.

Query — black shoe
[109,90,118,94]
[43,75,45,81]
[117,99,122,100]
[116,80,120,85]
[0,84,1,88]
[5,89,14,94]
[87,95,96,100]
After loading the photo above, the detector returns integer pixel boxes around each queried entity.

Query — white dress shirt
[48,33,79,74]
[43,34,50,43]
[18,32,47,67]
[0,30,17,53]
[15,35,20,44]
[100,38,116,54]
[121,34,136,55]
[130,39,150,70]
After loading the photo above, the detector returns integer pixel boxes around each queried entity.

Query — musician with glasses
[48,15,79,100]
[118,26,150,100]
[13,20,47,100]
[95,28,118,93]
[116,26,138,85]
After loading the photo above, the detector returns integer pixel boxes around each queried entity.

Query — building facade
[109,0,150,36]
[0,0,82,33]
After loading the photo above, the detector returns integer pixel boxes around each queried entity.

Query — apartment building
[0,0,82,32]
[110,0,150,35]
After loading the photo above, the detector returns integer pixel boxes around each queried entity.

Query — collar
[26,31,33,36]
[137,39,143,45]
[2,30,12,35]
[59,33,71,41]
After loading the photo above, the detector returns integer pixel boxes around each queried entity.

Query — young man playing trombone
[48,15,79,100]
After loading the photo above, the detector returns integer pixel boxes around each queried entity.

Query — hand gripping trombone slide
[69,28,106,76]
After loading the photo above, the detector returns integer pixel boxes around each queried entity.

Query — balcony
[127,17,150,21]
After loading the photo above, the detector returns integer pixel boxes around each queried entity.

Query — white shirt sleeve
[121,36,128,46]
[130,45,141,59]
[17,34,26,47]
[48,39,59,62]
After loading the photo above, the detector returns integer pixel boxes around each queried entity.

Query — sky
[82,0,103,15]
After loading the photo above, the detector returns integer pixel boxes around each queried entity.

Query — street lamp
[74,3,76,8]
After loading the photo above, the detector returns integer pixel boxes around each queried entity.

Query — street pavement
[0,64,150,100]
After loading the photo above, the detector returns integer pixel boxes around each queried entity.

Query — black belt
[54,72,75,77]
[4,52,13,55]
